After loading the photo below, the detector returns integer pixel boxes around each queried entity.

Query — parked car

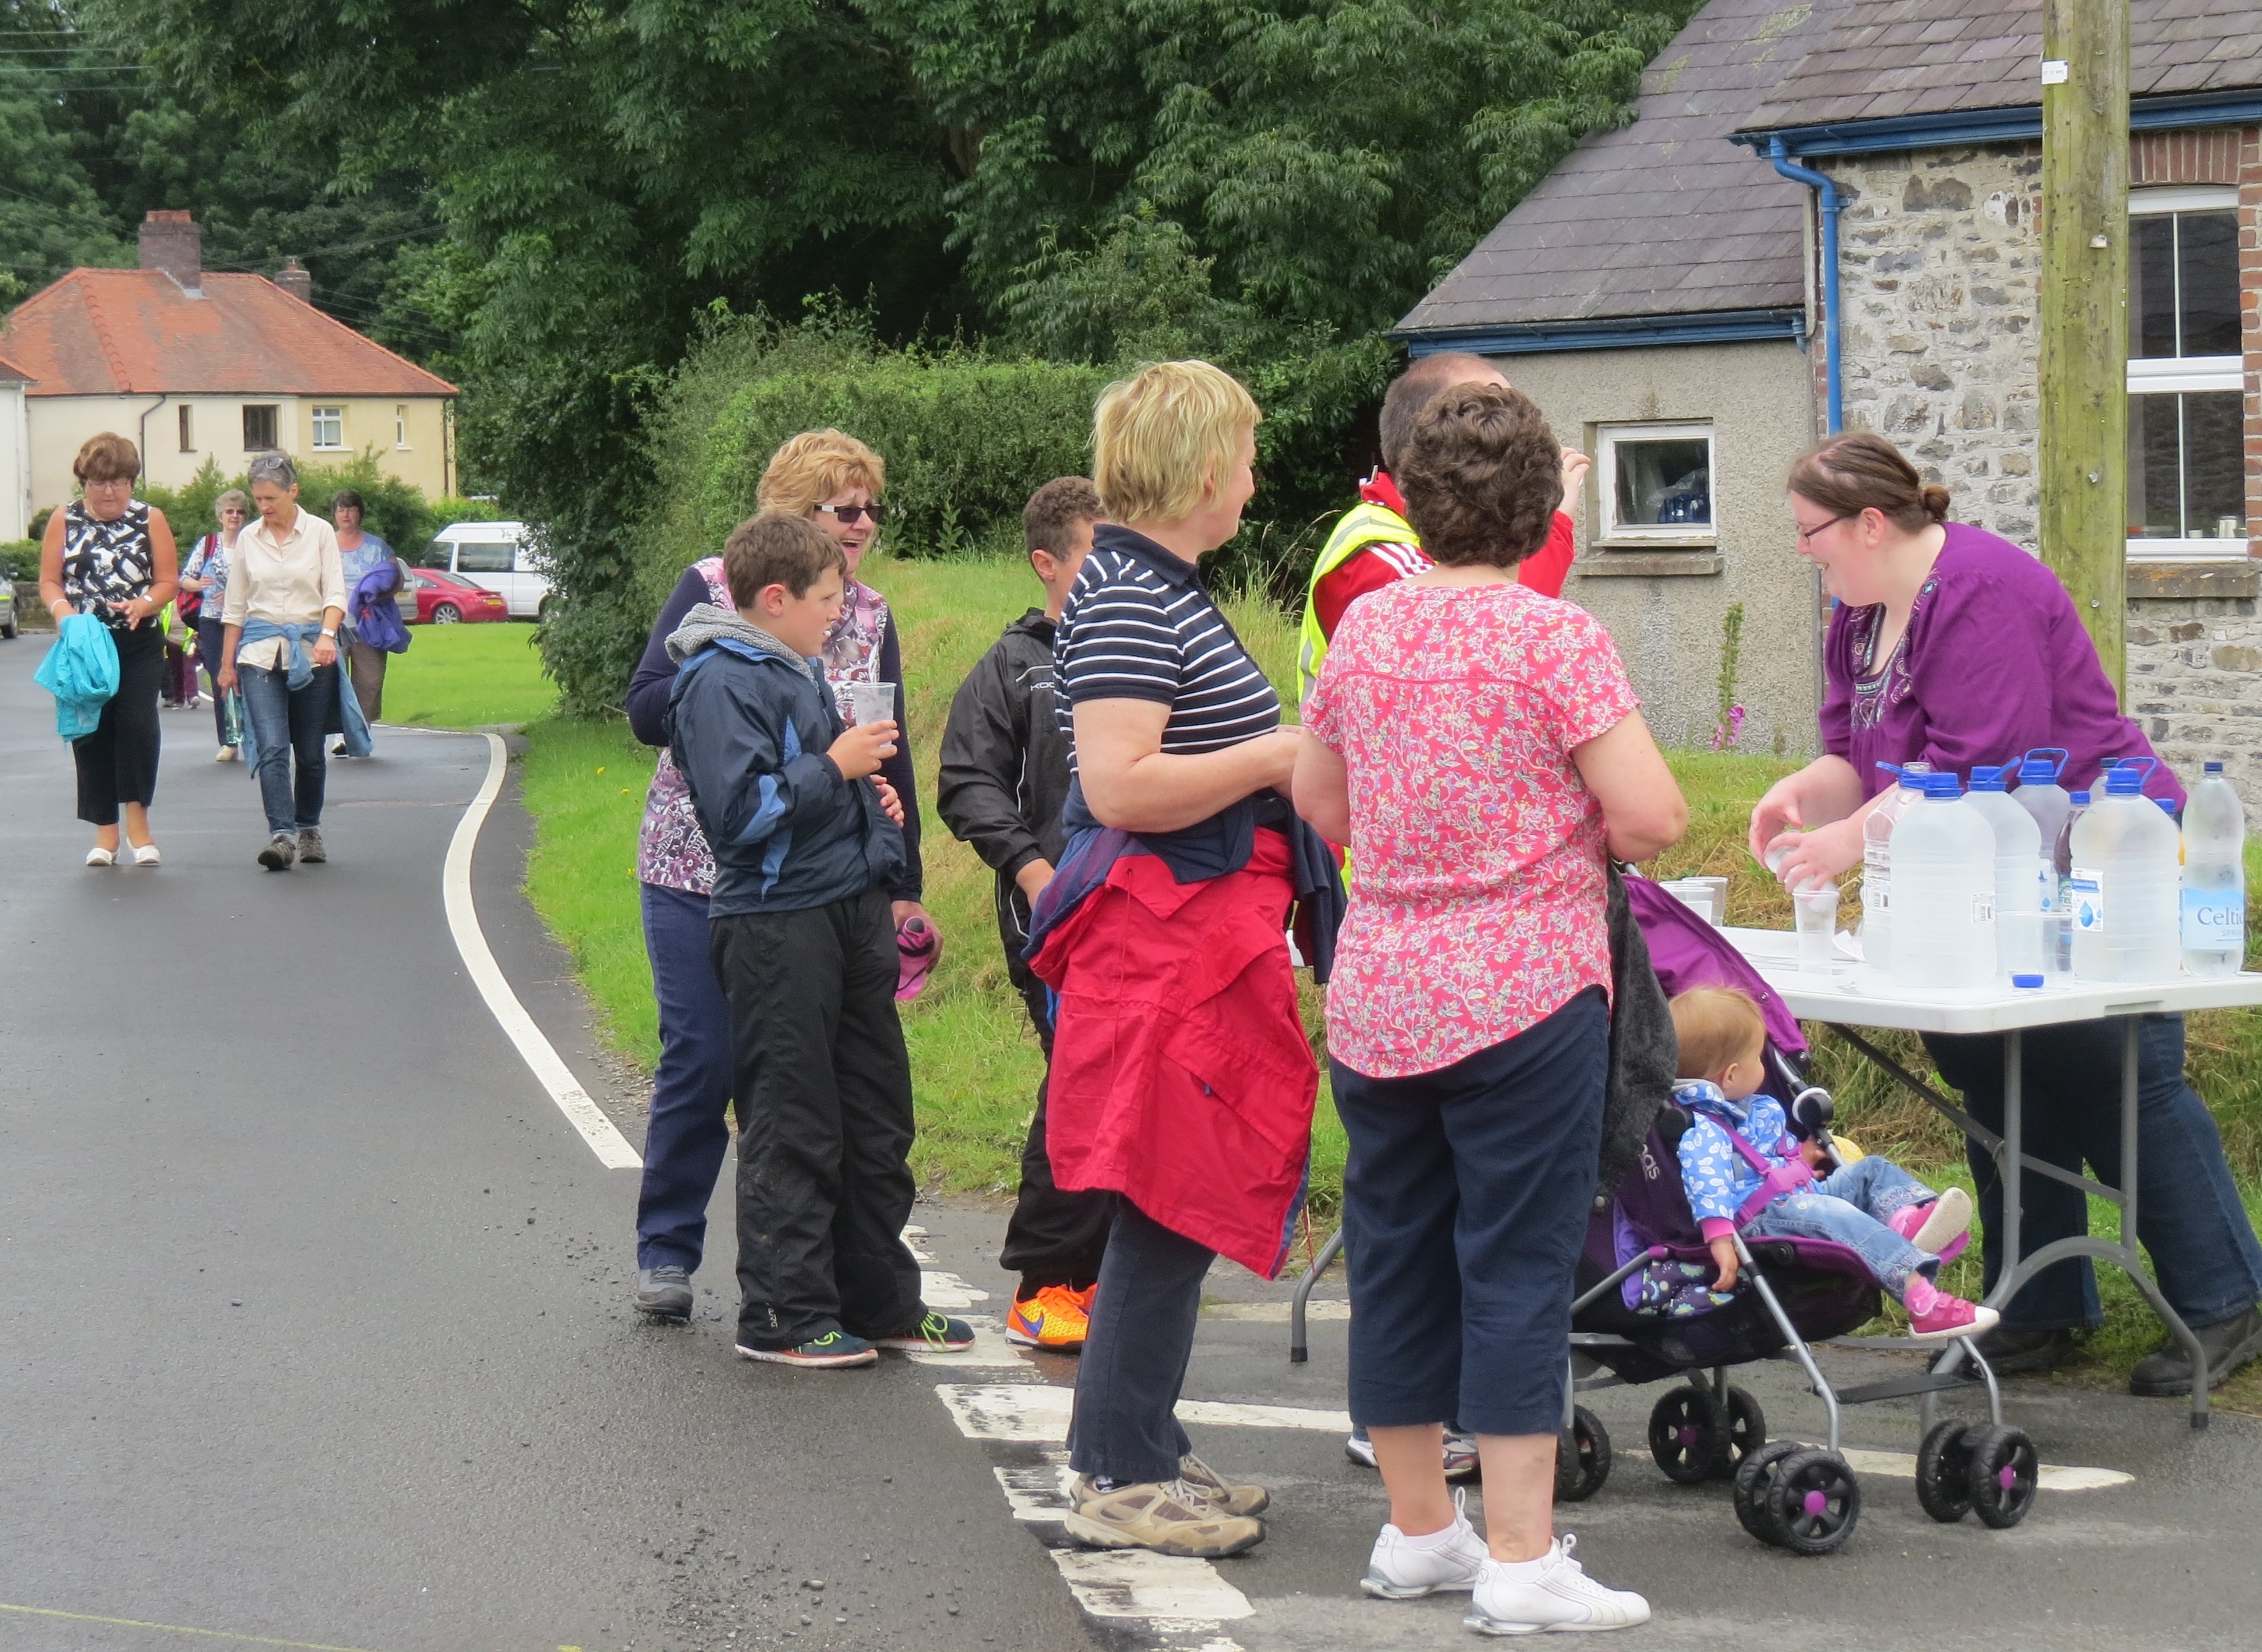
[420,520,550,618]
[404,566,509,624]
[0,575,17,639]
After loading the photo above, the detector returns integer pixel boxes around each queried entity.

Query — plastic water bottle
[2182,761,2246,978]
[2050,791,2092,974]
[2069,758,2183,982]
[1891,774,1998,990]
[1860,761,1932,981]
[2011,748,2072,893]
[1966,765,2048,974]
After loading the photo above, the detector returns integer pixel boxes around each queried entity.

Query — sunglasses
[817,502,884,526]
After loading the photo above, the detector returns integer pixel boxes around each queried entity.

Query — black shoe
[332,742,349,757]
[2129,1305,2262,1397]
[1968,1324,2077,1374]
[634,1265,694,1319]
[257,832,296,871]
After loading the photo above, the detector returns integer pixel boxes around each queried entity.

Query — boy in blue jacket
[666,510,972,1368]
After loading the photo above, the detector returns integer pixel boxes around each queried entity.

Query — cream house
[1,350,29,541]
[0,211,457,515]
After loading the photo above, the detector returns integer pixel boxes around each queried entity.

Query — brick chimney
[274,256,312,304]
[138,210,201,293]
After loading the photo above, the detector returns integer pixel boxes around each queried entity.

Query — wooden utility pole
[2038,0,2131,696]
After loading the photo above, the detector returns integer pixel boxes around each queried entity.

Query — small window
[2129,390,2246,546]
[242,404,278,451]
[177,404,194,453]
[2127,189,2244,558]
[1597,423,1715,542]
[2131,208,2240,360]
[312,405,344,449]
[395,404,409,448]
[421,539,456,569]
[455,540,514,574]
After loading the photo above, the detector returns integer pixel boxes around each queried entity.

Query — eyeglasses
[817,502,884,526]
[1795,513,1851,546]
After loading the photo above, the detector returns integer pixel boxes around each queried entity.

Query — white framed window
[312,405,345,449]
[1596,422,1715,544]
[395,404,409,448]
[2126,187,2245,560]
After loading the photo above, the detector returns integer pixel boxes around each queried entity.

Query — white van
[421,520,551,618]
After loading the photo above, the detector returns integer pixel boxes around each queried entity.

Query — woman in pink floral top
[1294,383,1683,1630]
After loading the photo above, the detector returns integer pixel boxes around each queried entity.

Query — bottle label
[2182,888,2245,950]
[2069,869,2103,934]
[1971,893,1995,925]
[1866,879,1889,915]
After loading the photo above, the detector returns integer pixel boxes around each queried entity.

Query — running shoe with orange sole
[1007,1283,1094,1352]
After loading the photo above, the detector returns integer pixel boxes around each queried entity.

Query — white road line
[443,731,641,1170]
[919,1269,991,1308]
[1823,1445,2133,1491]
[1202,1299,1350,1322]
[936,1382,1350,1442]
[903,1316,1030,1368]
[1049,1549,1255,1623]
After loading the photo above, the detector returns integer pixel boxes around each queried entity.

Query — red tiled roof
[0,350,29,383]
[0,269,456,400]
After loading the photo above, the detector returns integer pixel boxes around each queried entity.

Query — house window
[2127,188,2245,558]
[395,404,409,448]
[242,404,278,451]
[177,404,194,453]
[1597,422,1715,543]
[312,405,344,449]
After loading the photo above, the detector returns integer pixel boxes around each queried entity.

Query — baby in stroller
[1668,986,1997,1342]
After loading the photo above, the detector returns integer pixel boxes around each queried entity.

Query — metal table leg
[1290,1225,1346,1364]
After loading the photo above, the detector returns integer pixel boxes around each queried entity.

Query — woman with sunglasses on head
[1750,431,2262,1397]
[618,428,933,1322]
[181,489,249,761]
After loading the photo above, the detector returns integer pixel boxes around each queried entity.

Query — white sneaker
[1362,1490,1487,1599]
[1466,1536,1650,1635]
[1913,1187,1973,1255]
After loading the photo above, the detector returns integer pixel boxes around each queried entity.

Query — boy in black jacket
[667,510,971,1369]
[937,477,1115,1352]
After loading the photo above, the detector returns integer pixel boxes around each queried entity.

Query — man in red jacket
[1298,353,1589,701]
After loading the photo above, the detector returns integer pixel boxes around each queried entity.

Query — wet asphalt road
[0,642,1092,1652]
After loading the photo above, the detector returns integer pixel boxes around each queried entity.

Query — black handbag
[1599,861,1680,1197]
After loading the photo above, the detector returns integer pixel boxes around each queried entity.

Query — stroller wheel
[1914,1419,1975,1523]
[1710,1387,1768,1480]
[1732,1440,1802,1545]
[1647,1384,1726,1484]
[1962,1424,2039,1530]
[1554,1406,1612,1503]
[1765,1449,1862,1556]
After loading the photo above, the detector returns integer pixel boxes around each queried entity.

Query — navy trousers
[1334,988,1607,1438]
[1067,1200,1210,1484]
[635,880,735,1272]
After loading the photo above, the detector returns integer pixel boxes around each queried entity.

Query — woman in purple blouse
[1749,432,2262,1397]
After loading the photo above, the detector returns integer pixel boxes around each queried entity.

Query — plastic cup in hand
[1763,832,1802,878]
[845,680,897,729]
[1794,884,1841,974]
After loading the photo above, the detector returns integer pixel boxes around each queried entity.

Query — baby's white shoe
[1466,1535,1650,1635]
[1360,1489,1487,1599]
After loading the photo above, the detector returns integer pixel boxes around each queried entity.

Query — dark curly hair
[1396,383,1563,566]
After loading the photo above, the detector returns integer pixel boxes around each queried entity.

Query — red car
[404,567,511,624]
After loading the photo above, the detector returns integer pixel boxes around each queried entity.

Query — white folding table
[1725,928,2262,1428]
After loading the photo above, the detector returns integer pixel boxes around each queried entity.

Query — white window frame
[311,404,346,450]
[2126,186,2245,561]
[395,404,410,449]
[1595,421,1717,546]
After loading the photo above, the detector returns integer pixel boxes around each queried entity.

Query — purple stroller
[1555,877,2038,1553]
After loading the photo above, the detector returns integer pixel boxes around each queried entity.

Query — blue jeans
[238,661,334,834]
[635,881,735,1271]
[1927,1016,2262,1331]
[196,617,233,746]
[1334,988,1607,1438]
[1749,1156,1937,1300]
[1068,1200,1208,1484]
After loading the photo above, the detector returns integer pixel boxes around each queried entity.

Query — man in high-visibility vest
[1297,351,1589,702]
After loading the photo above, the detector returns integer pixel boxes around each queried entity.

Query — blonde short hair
[757,429,886,518]
[1670,987,1768,1082]
[1091,360,1260,526]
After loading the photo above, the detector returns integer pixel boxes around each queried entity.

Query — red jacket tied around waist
[1028,828,1318,1278]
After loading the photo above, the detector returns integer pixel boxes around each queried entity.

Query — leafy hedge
[135,455,506,564]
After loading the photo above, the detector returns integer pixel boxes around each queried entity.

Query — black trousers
[196,617,233,745]
[998,980,1117,1294]
[1067,1200,1211,1484]
[73,621,163,826]
[711,889,924,1350]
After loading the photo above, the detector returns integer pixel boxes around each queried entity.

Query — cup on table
[1996,908,2052,981]
[845,679,898,731]
[1793,884,1841,974]
[1660,875,1729,927]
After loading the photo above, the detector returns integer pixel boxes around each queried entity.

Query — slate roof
[0,270,456,400]
[1396,0,1849,337]
[1742,0,2262,132]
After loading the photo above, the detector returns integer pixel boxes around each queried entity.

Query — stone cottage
[1395,0,2262,801]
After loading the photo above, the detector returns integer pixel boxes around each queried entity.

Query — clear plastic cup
[1794,884,1841,974]
[1995,909,2052,981]
[845,680,897,729]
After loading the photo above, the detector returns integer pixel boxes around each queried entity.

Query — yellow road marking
[0,1600,384,1651]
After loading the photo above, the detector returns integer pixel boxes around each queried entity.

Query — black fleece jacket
[627,563,922,902]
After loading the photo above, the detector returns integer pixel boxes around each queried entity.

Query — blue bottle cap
[2069,791,2091,805]
[1970,765,2008,792]
[2104,756,2157,797]
[2011,973,2045,989]
[2158,798,2177,815]
[1922,773,1962,798]
[2017,747,2068,783]
[2206,760,2225,773]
